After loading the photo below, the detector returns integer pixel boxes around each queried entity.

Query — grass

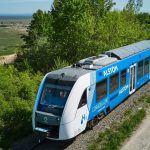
[88,109,146,150]
[0,47,18,56]
[88,96,150,150]
[0,26,25,56]
[146,97,150,104]
[0,124,32,150]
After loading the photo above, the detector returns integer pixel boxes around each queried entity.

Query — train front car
[32,68,91,140]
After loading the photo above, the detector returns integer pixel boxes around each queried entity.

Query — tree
[0,66,42,149]
[16,0,149,73]
[16,10,53,72]
[23,9,52,48]
[90,0,116,18]
[124,0,143,13]
[136,0,143,12]
[137,12,150,39]
[137,12,150,24]
[50,0,96,63]
[95,10,149,52]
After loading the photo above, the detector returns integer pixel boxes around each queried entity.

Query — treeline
[0,0,150,149]
[15,0,150,73]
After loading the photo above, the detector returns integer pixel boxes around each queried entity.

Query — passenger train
[32,40,150,140]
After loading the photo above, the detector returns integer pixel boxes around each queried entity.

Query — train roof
[47,67,93,81]
[106,40,150,59]
[48,40,150,81]
[48,55,118,81]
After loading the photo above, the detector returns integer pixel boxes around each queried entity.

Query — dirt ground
[0,54,17,65]
[121,110,150,150]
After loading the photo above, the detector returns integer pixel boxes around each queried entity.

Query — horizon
[0,0,52,15]
[0,0,149,15]
[0,14,33,16]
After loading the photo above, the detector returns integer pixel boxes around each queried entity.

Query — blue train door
[129,64,136,94]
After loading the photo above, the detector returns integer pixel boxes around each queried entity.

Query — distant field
[0,15,31,56]
[0,27,25,56]
[0,15,32,24]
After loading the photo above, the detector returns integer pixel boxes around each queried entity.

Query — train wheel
[87,120,94,130]
[97,112,105,120]
[87,111,105,130]
[106,107,111,114]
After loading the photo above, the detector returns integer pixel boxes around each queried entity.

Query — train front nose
[33,76,75,140]
[34,110,61,139]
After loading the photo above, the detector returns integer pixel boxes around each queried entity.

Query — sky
[0,0,53,15]
[114,0,150,13]
[0,0,149,15]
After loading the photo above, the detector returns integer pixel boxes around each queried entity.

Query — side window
[120,69,126,87]
[96,79,107,102]
[144,59,149,75]
[138,61,143,80]
[78,90,87,108]
[110,73,118,94]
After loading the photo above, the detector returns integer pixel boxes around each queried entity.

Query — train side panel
[88,48,150,121]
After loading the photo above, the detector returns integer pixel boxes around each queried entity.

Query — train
[32,40,150,140]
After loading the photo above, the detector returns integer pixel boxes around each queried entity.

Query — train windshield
[38,77,75,116]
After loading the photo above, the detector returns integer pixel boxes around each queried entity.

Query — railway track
[13,81,150,150]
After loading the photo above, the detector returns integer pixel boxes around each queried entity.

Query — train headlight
[56,117,60,121]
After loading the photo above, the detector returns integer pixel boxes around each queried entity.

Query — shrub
[0,66,42,149]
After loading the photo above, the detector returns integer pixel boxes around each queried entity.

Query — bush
[0,66,42,149]
[52,57,70,70]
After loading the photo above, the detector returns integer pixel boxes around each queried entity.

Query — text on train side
[103,65,118,77]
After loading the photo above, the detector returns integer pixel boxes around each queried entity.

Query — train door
[74,89,88,136]
[129,64,136,94]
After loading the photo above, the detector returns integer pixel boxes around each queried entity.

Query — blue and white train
[32,40,150,140]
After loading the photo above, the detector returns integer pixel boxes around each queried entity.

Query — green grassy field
[0,26,25,56]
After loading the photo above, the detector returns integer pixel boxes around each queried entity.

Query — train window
[78,90,87,108]
[120,69,126,87]
[110,73,119,94]
[144,59,149,75]
[138,61,143,80]
[96,79,107,102]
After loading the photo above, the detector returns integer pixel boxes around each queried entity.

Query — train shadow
[36,138,75,150]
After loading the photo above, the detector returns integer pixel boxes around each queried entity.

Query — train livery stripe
[32,73,48,129]
[87,72,96,110]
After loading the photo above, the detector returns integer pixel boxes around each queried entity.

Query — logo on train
[103,65,118,77]
[44,116,48,123]
[119,85,129,94]
[81,114,86,124]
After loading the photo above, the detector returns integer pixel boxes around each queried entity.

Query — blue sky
[0,0,149,15]
[114,0,150,13]
[0,0,53,15]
